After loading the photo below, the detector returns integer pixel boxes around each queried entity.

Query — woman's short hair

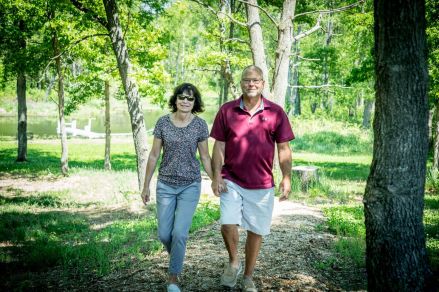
[168,83,204,114]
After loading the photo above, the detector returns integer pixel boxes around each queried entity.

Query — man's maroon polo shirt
[210,96,295,189]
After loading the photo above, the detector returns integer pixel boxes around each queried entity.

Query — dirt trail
[96,200,367,291]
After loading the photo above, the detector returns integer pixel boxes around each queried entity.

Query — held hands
[211,178,228,197]
[279,176,291,202]
[141,188,150,205]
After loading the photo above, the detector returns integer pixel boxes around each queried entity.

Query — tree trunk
[271,0,296,108]
[433,105,439,170]
[288,26,301,116]
[364,0,431,290]
[362,99,374,128]
[175,43,180,86]
[52,32,68,176]
[218,78,224,107]
[245,0,270,98]
[322,13,333,112]
[16,20,27,162]
[104,80,111,170]
[103,0,148,190]
[16,70,27,162]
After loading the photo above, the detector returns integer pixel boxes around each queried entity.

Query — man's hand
[211,178,228,197]
[141,188,150,205]
[279,176,291,202]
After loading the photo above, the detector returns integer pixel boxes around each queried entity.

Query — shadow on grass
[294,159,370,181]
[293,131,372,154]
[0,194,99,208]
[0,207,160,289]
[0,148,137,177]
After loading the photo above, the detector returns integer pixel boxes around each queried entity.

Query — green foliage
[294,131,372,154]
[190,201,220,232]
[426,167,439,193]
[324,205,365,237]
[427,0,439,103]
[291,118,373,154]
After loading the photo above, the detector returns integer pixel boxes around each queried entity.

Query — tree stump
[292,165,319,192]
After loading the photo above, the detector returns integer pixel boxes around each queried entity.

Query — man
[210,65,294,291]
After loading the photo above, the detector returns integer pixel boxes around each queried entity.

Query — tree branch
[69,0,108,28]
[191,0,247,27]
[290,84,351,89]
[190,67,220,74]
[38,33,109,83]
[224,38,249,45]
[294,0,365,20]
[293,14,323,42]
[236,0,278,27]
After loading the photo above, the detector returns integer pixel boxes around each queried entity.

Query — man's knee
[221,224,238,233]
[246,230,263,243]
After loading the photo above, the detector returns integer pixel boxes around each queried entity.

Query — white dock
[56,119,133,139]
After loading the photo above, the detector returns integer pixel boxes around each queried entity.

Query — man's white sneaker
[220,262,242,287]
[242,277,257,292]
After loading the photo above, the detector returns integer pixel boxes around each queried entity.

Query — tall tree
[104,80,111,170]
[271,0,295,107]
[0,1,46,162]
[70,0,159,189]
[246,0,270,98]
[363,0,432,290]
[16,19,27,162]
[52,27,69,175]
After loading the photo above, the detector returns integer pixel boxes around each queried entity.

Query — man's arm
[211,140,227,196]
[277,141,292,201]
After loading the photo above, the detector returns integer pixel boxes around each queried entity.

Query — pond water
[0,109,217,137]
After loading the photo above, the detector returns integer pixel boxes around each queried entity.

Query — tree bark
[16,70,27,162]
[271,0,296,108]
[433,105,439,170]
[52,32,68,176]
[16,20,27,162]
[288,25,301,116]
[104,80,111,170]
[103,0,148,190]
[364,0,431,290]
[322,14,333,112]
[245,0,270,98]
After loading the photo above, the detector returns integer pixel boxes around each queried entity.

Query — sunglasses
[177,94,195,102]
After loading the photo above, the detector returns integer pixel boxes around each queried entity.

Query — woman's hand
[141,188,150,205]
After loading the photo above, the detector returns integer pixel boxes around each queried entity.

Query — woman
[141,83,213,292]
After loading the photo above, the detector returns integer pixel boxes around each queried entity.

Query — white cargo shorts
[220,179,275,236]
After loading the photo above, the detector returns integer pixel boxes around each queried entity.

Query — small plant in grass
[313,256,338,270]
[426,167,439,193]
[334,237,366,267]
[190,201,220,232]
[323,205,366,268]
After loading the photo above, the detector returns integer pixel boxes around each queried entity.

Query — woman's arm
[198,139,213,181]
[141,137,163,205]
